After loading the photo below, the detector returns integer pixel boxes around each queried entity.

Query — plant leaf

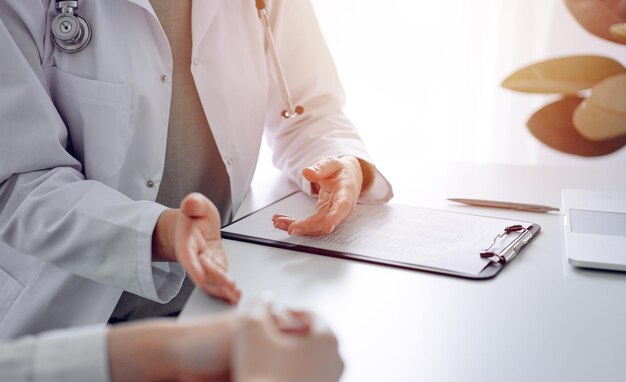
[502,56,625,94]
[528,97,626,156]
[565,0,626,44]
[573,73,626,140]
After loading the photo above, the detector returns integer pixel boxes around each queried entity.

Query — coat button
[160,75,168,83]
[192,57,199,65]
[147,180,154,188]
[225,157,233,166]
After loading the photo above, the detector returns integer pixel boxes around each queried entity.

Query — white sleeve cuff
[34,326,109,382]
[300,177,315,197]
[134,202,186,303]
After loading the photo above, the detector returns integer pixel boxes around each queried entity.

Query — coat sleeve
[0,3,183,303]
[262,0,393,204]
[0,326,110,382]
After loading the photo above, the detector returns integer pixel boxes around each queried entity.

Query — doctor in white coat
[0,0,392,340]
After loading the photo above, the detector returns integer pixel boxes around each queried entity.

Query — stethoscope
[50,0,304,120]
[51,1,91,53]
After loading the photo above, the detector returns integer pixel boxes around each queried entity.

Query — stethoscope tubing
[258,7,299,119]
[52,0,304,120]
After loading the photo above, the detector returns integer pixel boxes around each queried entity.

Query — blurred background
[306,0,626,170]
[253,0,625,205]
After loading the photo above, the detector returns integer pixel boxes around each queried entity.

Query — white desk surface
[181,162,626,382]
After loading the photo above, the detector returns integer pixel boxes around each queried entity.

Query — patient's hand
[108,297,341,382]
[233,298,344,382]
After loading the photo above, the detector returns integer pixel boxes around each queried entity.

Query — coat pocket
[0,267,24,323]
[44,67,133,184]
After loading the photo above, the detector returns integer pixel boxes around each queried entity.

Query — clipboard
[222,192,541,280]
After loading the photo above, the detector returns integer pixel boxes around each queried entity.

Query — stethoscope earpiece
[51,1,91,53]
[281,105,305,119]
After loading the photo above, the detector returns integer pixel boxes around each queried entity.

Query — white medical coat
[0,0,392,340]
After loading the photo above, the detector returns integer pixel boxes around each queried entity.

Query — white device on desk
[562,189,626,271]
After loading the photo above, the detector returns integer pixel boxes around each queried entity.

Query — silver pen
[447,198,560,213]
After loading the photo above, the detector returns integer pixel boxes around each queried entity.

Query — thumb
[180,193,217,220]
[303,158,343,182]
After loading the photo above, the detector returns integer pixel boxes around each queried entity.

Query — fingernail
[329,224,336,233]
[223,287,237,303]
[278,314,305,331]
[274,221,287,230]
[290,229,303,236]
[274,310,311,334]
[307,166,319,172]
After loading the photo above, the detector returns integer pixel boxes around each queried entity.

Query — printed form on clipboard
[222,192,541,279]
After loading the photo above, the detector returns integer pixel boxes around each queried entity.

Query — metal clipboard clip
[479,224,536,265]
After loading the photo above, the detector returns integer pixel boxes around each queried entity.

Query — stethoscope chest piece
[51,1,91,53]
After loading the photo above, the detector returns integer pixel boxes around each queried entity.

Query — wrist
[109,321,179,382]
[170,314,242,380]
[152,209,178,262]
[356,158,375,194]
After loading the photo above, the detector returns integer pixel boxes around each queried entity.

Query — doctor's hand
[272,156,373,236]
[153,193,241,304]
